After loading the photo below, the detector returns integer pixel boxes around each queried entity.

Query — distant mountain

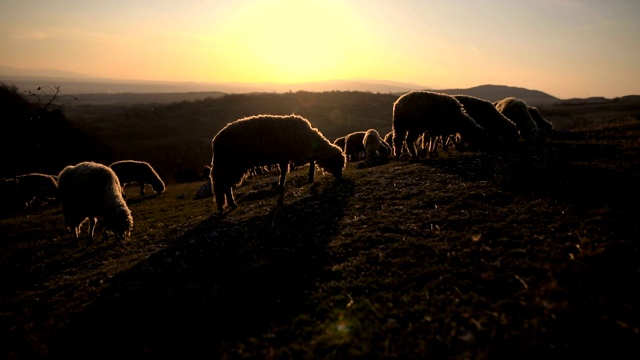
[432,84,559,105]
[0,67,425,96]
[0,66,594,105]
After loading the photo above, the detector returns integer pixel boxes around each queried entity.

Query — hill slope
[1,119,639,359]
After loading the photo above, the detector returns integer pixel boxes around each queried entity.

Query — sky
[1,0,639,99]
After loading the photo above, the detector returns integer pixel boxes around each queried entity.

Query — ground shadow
[47,178,356,358]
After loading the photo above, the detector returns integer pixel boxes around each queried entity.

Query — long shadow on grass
[47,178,355,359]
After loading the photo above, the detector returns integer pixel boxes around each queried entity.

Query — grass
[2,120,640,359]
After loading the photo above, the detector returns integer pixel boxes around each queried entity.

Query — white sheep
[392,91,486,160]
[57,161,133,246]
[108,160,165,197]
[210,114,346,212]
[494,97,540,141]
[454,95,520,146]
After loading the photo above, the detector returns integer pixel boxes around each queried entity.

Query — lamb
[392,91,486,160]
[363,129,392,159]
[453,95,520,146]
[494,97,540,141]
[109,160,165,197]
[14,173,59,208]
[57,161,133,246]
[343,131,367,161]
[210,114,346,212]
[357,129,393,168]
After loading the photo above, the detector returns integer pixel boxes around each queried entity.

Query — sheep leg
[405,131,421,161]
[308,160,316,183]
[392,132,405,160]
[88,217,97,246]
[429,136,440,158]
[72,226,80,246]
[225,187,237,210]
[277,162,289,191]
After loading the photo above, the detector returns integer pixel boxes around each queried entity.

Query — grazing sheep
[528,106,554,138]
[211,114,346,212]
[109,160,165,197]
[454,95,520,145]
[343,131,367,161]
[13,173,59,209]
[494,97,540,141]
[58,161,133,246]
[392,91,486,160]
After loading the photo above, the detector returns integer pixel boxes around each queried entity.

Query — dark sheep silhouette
[109,160,165,197]
[392,91,486,160]
[210,114,346,212]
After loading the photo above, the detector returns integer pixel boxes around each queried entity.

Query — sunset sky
[1,0,638,99]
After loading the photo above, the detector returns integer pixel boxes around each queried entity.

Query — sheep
[494,97,540,141]
[365,129,392,158]
[57,161,133,246]
[453,95,520,146]
[527,106,554,139]
[392,91,486,160]
[210,114,346,212]
[12,173,59,209]
[109,160,165,197]
[343,131,367,161]
[357,129,393,168]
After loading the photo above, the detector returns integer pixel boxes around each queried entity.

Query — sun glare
[216,0,370,83]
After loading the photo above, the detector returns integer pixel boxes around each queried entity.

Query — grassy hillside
[2,115,640,358]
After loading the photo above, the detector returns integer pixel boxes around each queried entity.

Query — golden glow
[213,0,372,83]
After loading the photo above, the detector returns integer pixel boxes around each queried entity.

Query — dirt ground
[2,120,640,359]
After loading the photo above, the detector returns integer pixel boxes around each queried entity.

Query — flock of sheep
[2,90,554,246]
[1,160,165,245]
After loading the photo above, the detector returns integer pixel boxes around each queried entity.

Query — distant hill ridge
[1,67,629,105]
[431,84,558,104]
